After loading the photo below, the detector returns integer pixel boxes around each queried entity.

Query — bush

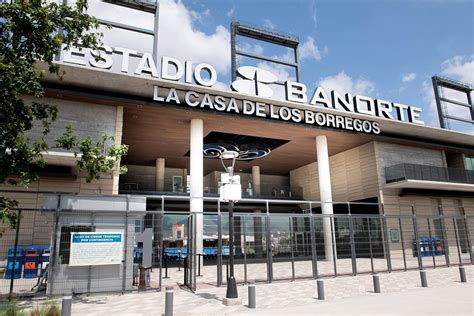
[39,304,60,316]
[0,302,26,316]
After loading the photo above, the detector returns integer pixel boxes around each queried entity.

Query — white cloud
[422,55,474,128]
[299,36,325,61]
[402,73,416,83]
[440,55,474,85]
[263,19,276,30]
[318,71,375,96]
[227,6,235,18]
[238,42,264,56]
[189,8,211,26]
[310,0,317,28]
[89,0,231,74]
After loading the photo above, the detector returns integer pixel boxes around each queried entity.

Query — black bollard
[248,281,256,308]
[459,265,467,283]
[317,279,325,300]
[372,274,381,293]
[61,295,72,316]
[420,270,428,287]
[165,286,173,316]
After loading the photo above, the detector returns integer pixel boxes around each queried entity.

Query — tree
[0,0,128,230]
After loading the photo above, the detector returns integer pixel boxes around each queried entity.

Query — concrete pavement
[66,265,473,316]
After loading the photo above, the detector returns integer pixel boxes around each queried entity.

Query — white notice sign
[69,232,123,266]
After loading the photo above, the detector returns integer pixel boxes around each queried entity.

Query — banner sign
[153,86,382,134]
[69,232,123,266]
[60,46,424,127]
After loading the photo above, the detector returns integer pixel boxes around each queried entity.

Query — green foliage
[0,301,26,316]
[0,1,128,230]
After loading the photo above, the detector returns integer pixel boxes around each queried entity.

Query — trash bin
[24,246,42,278]
[5,246,24,279]
[421,237,431,257]
[413,237,431,257]
[431,237,443,256]
[40,246,50,276]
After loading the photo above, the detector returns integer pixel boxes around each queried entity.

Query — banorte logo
[231,66,278,98]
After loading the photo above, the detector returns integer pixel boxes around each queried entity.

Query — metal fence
[0,196,473,300]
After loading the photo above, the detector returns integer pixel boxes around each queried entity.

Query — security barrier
[0,197,472,300]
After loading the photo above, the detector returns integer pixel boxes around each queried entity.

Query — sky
[86,0,474,132]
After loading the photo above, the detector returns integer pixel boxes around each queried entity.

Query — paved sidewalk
[64,265,473,316]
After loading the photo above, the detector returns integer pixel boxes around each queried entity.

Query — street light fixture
[220,149,240,299]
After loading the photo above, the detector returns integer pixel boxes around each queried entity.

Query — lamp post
[220,150,239,299]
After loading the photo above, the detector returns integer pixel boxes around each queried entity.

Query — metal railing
[385,163,474,184]
[0,193,473,300]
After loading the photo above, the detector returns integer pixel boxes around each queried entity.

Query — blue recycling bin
[420,237,431,257]
[5,246,24,279]
[414,237,431,257]
[40,246,50,276]
[23,246,42,278]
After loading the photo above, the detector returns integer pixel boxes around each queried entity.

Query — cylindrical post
[316,136,335,262]
[459,266,467,283]
[61,295,72,316]
[165,286,173,316]
[372,274,381,293]
[248,282,256,308]
[317,279,325,300]
[411,205,423,270]
[420,270,428,287]
[226,200,238,298]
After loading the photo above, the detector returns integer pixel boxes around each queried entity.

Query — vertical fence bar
[121,198,129,293]
[462,212,473,264]
[48,209,60,297]
[367,217,374,274]
[438,205,450,267]
[427,218,436,268]
[192,213,197,292]
[348,203,357,276]
[87,212,96,295]
[381,205,392,273]
[330,215,337,277]
[217,206,222,287]
[266,213,273,283]
[242,215,248,283]
[398,217,407,271]
[309,208,319,279]
[411,205,423,270]
[289,217,295,281]
[8,209,21,301]
[122,210,129,293]
[159,196,165,291]
[452,218,462,265]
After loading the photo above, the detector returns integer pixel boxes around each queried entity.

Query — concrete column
[156,158,165,191]
[252,166,261,196]
[190,119,203,256]
[316,135,335,261]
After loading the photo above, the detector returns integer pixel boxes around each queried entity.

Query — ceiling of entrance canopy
[121,104,372,175]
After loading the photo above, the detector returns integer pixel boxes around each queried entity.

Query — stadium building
[0,7,473,297]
